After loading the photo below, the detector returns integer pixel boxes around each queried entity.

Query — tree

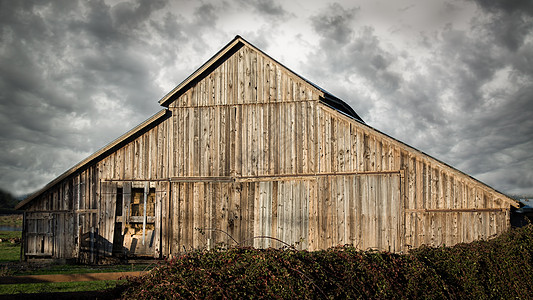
[0,189,18,209]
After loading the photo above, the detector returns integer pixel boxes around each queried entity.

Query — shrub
[121,225,533,299]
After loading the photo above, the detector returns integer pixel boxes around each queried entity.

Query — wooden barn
[16,36,518,263]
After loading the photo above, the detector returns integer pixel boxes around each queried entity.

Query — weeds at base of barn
[120,224,533,299]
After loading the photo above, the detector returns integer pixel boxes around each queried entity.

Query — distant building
[16,36,518,263]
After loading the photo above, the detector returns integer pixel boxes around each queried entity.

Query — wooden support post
[143,182,148,245]
[123,183,131,233]
[20,212,26,262]
[90,227,94,264]
[76,181,81,259]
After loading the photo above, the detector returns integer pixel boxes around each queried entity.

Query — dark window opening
[130,188,155,217]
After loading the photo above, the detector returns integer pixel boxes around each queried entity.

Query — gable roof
[15,109,171,210]
[17,36,366,210]
[318,104,519,208]
[16,36,517,210]
[158,35,364,123]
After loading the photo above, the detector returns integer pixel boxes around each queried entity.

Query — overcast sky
[1,0,532,197]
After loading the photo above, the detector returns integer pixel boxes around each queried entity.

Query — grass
[0,215,22,227]
[0,229,153,275]
[0,243,20,263]
[14,263,154,276]
[0,261,147,297]
[0,229,150,297]
[0,231,21,263]
[0,279,125,295]
[0,231,21,240]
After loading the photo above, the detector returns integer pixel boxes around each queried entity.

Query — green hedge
[121,225,533,299]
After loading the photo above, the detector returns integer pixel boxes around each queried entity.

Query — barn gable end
[17,36,517,263]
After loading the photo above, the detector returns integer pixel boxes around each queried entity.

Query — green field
[11,262,153,276]
[0,230,149,296]
[0,231,21,241]
[0,231,21,264]
[0,215,22,227]
[0,280,124,295]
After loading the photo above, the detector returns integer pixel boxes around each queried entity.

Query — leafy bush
[410,224,533,299]
[121,225,533,299]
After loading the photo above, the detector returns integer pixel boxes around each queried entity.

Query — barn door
[253,180,313,250]
[355,173,402,252]
[24,212,54,257]
[311,172,402,252]
[74,176,99,264]
[120,182,158,257]
[99,182,117,257]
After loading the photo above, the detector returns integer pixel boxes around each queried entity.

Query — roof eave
[158,36,246,107]
[16,109,171,210]
[158,35,363,122]
[318,103,519,209]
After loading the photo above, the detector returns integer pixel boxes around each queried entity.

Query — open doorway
[114,183,156,257]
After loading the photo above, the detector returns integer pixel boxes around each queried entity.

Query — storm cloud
[0,0,532,196]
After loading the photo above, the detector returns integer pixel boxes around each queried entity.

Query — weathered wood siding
[24,175,78,260]
[21,40,514,262]
[160,44,511,253]
[161,172,399,253]
[23,115,170,262]
[317,105,511,249]
[168,44,321,178]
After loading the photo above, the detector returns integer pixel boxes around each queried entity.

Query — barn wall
[168,44,321,178]
[165,179,314,254]
[159,43,511,254]
[169,101,318,178]
[161,173,403,254]
[163,45,319,253]
[97,117,170,181]
[317,105,511,250]
[21,41,514,262]
[168,45,322,109]
[162,41,511,253]
[23,116,170,262]
[24,166,100,261]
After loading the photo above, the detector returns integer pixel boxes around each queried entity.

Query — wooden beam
[142,182,148,245]
[405,208,508,213]
[170,177,234,183]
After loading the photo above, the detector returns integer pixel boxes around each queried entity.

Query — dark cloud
[240,28,272,50]
[0,0,240,195]
[0,0,175,195]
[470,0,533,51]
[488,12,532,51]
[237,0,289,20]
[385,21,532,194]
[0,0,531,197]
[111,0,167,30]
[472,0,533,16]
[459,86,533,165]
[304,1,533,195]
[80,0,117,42]
[306,4,402,118]
[310,3,358,45]
[511,43,533,79]
[254,0,286,17]
[192,3,218,30]
[432,26,506,112]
